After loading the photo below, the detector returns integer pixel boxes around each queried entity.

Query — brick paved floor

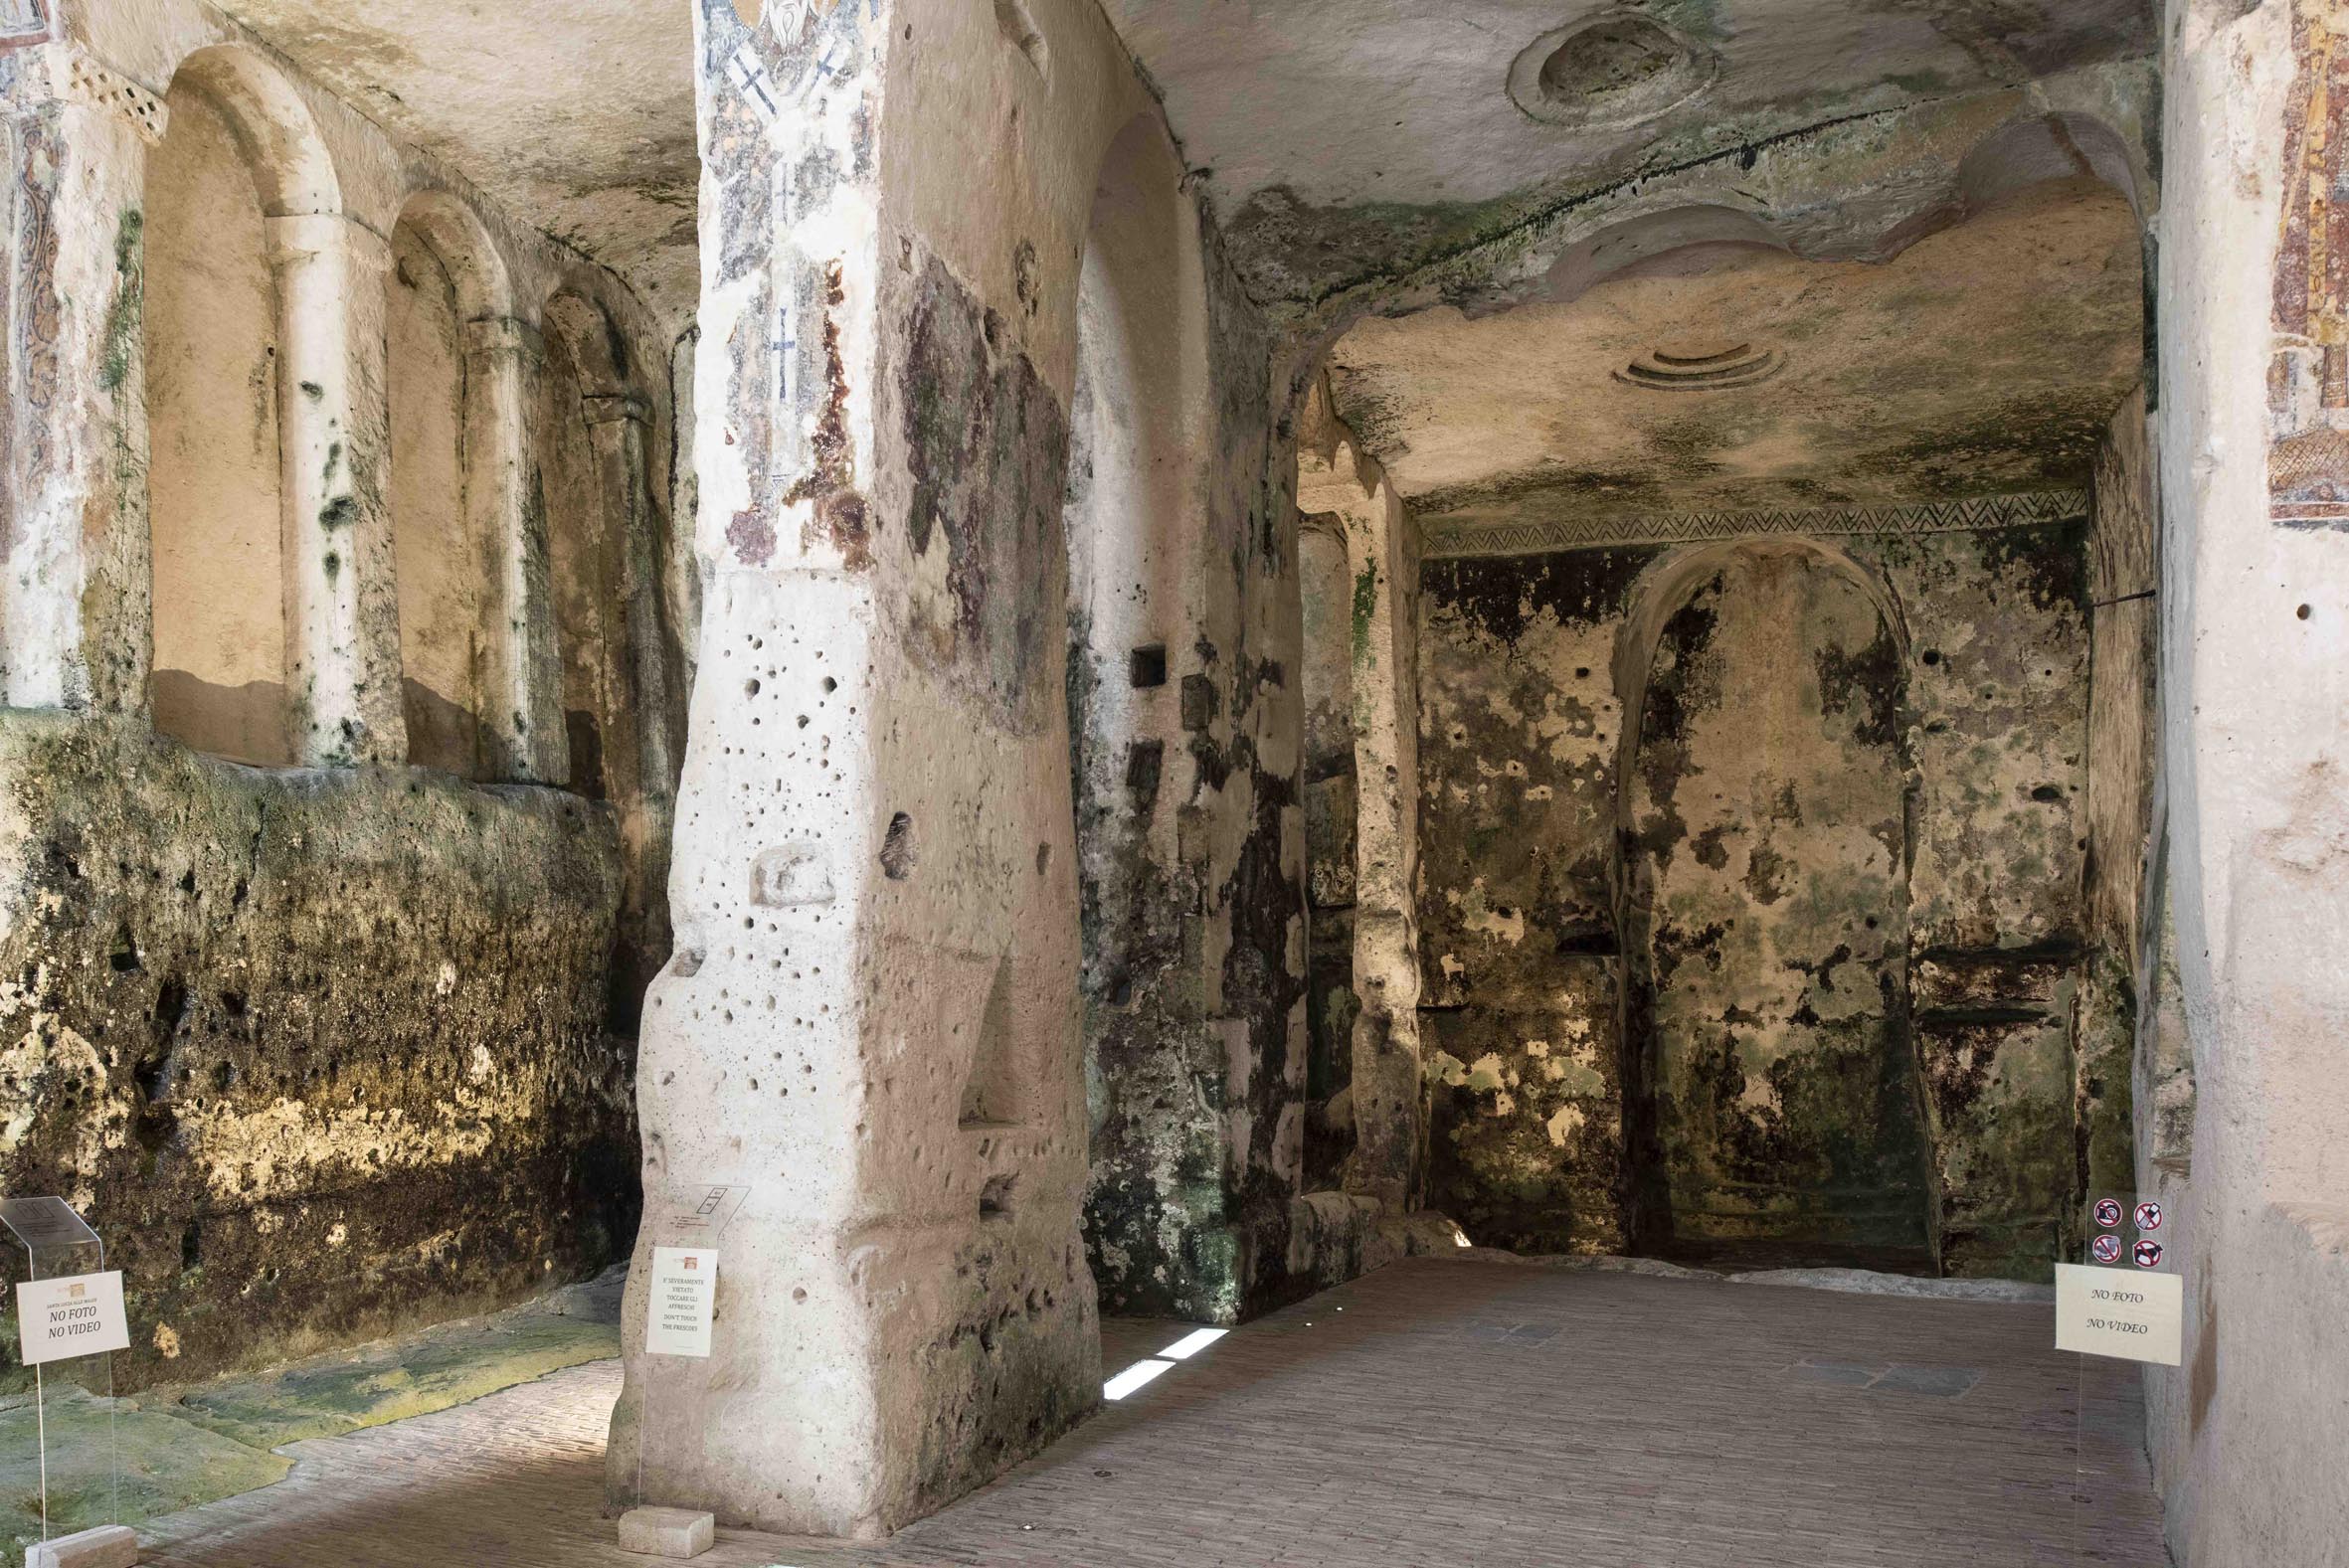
[141,1259,2170,1567]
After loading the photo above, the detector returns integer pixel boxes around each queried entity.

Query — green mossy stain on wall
[97,210,143,394]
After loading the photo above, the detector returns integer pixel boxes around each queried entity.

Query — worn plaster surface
[1328,178,2145,523]
[1416,518,2106,1277]
[1104,2,2152,313]
[190,0,698,323]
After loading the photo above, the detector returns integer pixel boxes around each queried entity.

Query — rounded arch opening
[164,44,340,218]
[1612,538,1932,1272]
[388,192,507,777]
[1540,204,1791,309]
[143,46,336,765]
[1957,110,2152,229]
[1063,110,1216,1310]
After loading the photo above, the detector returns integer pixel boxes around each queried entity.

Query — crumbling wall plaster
[2078,385,2159,1230]
[1415,548,1642,1254]
[1416,518,2108,1276]
[1623,544,1933,1268]
[1297,517,1356,1191]
[2144,2,2349,1560]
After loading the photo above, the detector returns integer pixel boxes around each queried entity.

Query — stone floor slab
[140,1259,2171,1567]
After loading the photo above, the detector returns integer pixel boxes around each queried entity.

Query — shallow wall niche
[1619,542,1934,1269]
[1297,516,1357,1190]
[144,68,290,765]
[540,291,623,801]
[1061,113,1223,1317]
[538,283,678,1024]
[387,202,488,775]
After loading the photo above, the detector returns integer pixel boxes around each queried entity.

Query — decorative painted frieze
[1419,489,2090,559]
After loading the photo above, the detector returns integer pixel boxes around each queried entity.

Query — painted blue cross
[725,44,779,121]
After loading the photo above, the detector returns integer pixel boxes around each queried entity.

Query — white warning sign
[16,1271,130,1366]
[2055,1263,2183,1366]
[645,1247,718,1359]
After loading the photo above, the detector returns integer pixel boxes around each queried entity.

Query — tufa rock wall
[0,712,629,1389]
[1415,518,2113,1277]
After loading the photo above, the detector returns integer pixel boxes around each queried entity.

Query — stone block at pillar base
[28,1525,141,1568]
[618,1507,714,1558]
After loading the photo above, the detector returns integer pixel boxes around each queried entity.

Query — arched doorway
[1620,542,1933,1271]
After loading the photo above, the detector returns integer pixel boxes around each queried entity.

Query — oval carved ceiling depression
[1324,177,2145,526]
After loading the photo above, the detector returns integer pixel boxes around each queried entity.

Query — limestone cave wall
[1,4,689,1388]
[1299,518,1358,1193]
[0,713,629,1387]
[1415,514,2116,1278]
[1072,226,1315,1324]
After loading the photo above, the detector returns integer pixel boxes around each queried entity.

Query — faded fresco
[0,0,46,49]
[2271,0,2349,525]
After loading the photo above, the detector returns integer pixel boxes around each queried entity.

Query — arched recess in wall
[1612,539,1934,1272]
[1062,112,1211,1276]
[539,279,682,1029]
[1539,204,1790,308]
[539,285,637,804]
[143,46,337,766]
[387,191,508,777]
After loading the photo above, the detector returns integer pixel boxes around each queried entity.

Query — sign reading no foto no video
[2056,1192,2183,1366]
[2055,1265,2182,1365]
[16,1271,130,1367]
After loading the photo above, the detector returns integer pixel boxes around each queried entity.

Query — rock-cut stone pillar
[265,213,404,766]
[463,314,568,784]
[606,0,1097,1538]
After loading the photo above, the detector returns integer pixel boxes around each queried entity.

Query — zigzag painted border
[1419,489,2090,559]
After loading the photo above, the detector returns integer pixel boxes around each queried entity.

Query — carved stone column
[265,212,403,766]
[464,314,566,784]
[607,0,1098,1537]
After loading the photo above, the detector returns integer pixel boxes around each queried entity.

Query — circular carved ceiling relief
[1508,15,1717,129]
[1612,341,1784,391]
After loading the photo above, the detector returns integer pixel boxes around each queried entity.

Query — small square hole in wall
[994,0,1049,76]
[979,1173,1016,1219]
[1130,644,1168,688]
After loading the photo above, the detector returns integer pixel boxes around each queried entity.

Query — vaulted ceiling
[209,0,699,317]
[1325,176,2144,525]
[1103,0,2157,306]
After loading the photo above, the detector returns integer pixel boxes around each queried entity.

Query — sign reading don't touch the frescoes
[646,1247,719,1359]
